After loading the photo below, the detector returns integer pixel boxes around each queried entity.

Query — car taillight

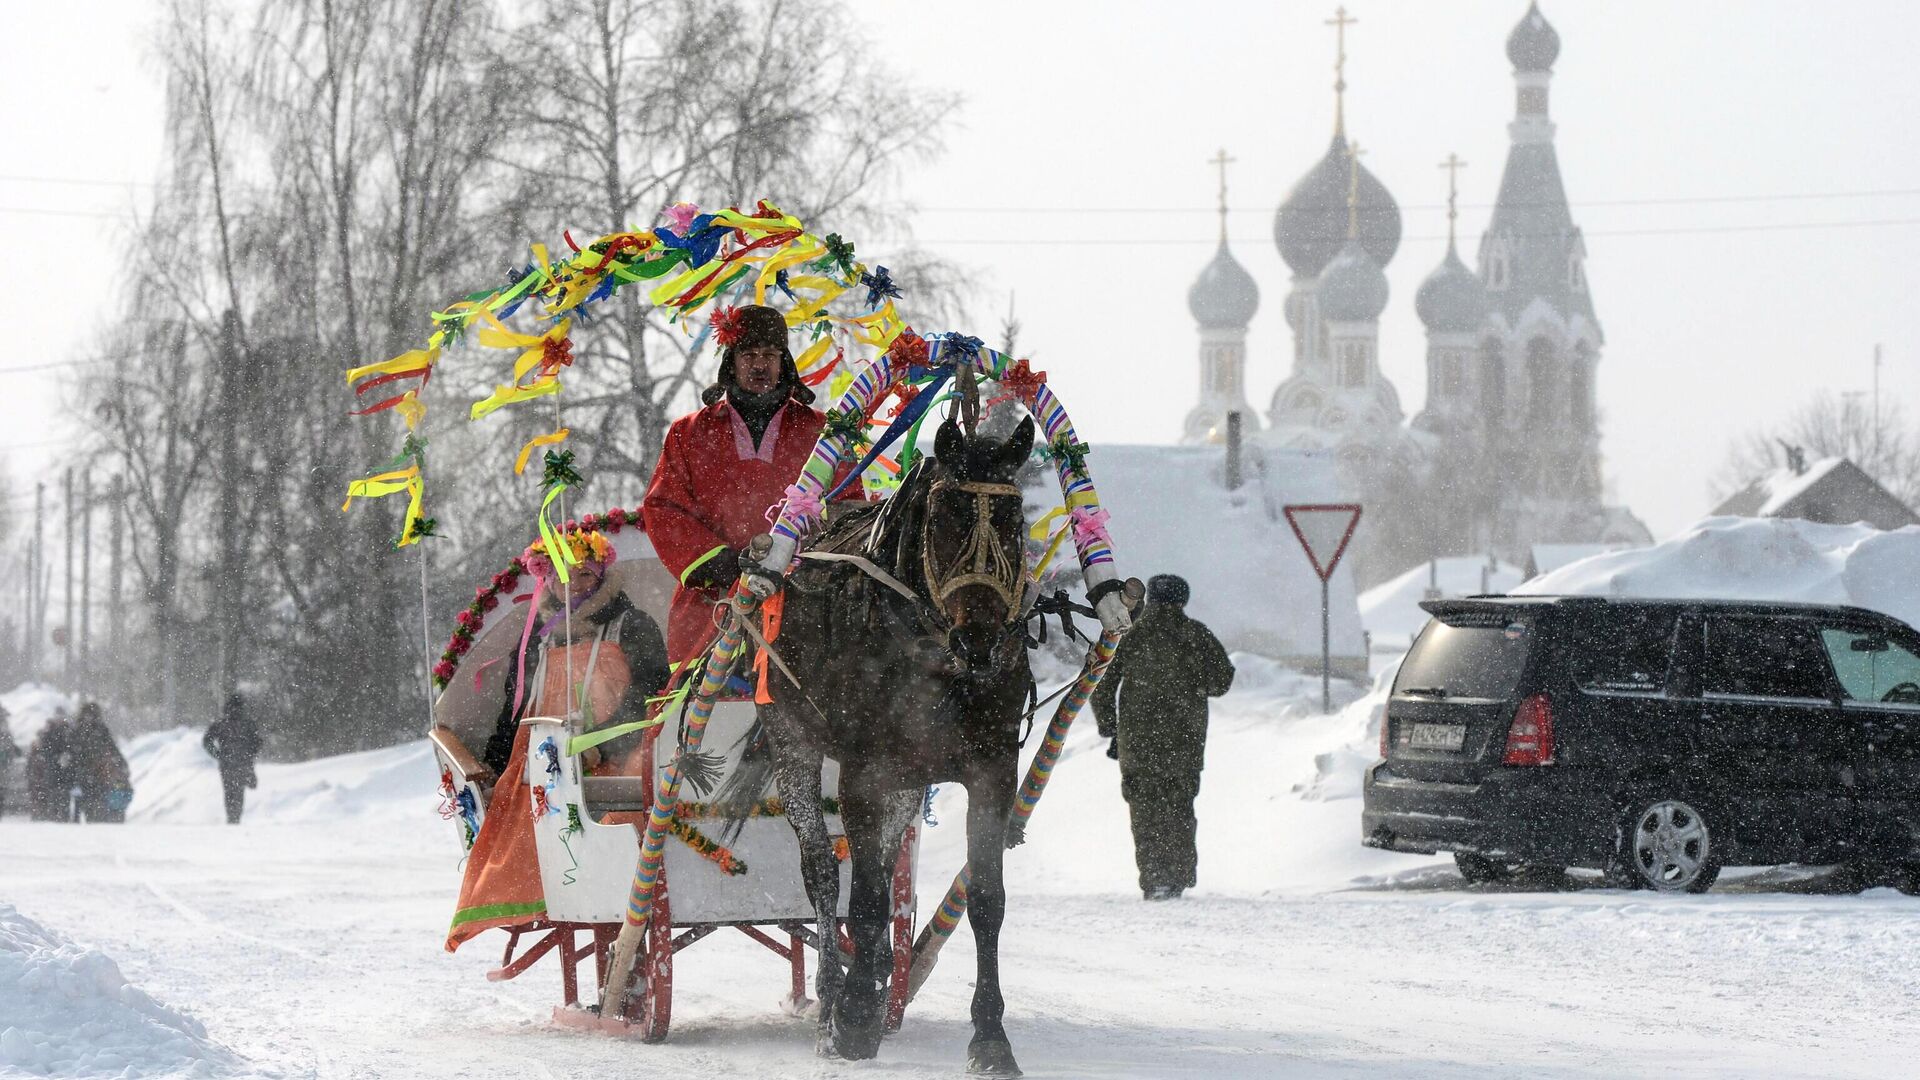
[1379,708,1391,758]
[1502,694,1555,766]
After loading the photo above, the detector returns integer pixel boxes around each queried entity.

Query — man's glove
[683,547,741,591]
[740,560,784,599]
[1105,738,1119,761]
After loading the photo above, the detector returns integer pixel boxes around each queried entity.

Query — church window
[1526,338,1559,423]
[1481,340,1506,421]
[1569,253,1585,292]
[1343,344,1369,388]
[1571,344,1594,432]
[1486,239,1511,290]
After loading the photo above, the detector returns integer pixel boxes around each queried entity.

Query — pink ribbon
[769,483,825,528]
[664,202,701,233]
[1069,506,1112,551]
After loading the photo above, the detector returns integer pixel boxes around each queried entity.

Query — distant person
[70,702,132,824]
[1091,574,1235,901]
[26,713,77,822]
[0,704,19,817]
[203,693,262,825]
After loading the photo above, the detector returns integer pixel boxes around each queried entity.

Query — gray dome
[1507,2,1560,71]
[1415,246,1490,333]
[1317,238,1389,323]
[1274,133,1401,278]
[1187,241,1260,329]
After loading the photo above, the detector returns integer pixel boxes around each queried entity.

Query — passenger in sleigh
[448,528,669,950]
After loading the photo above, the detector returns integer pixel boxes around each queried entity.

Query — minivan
[1362,597,1920,892]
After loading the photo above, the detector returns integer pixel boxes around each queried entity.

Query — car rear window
[1398,613,1531,701]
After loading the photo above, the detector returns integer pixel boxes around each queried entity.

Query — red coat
[644,397,840,663]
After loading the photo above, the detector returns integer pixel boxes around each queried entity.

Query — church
[1183,2,1650,587]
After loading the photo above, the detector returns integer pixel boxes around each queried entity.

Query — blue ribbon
[824,366,953,500]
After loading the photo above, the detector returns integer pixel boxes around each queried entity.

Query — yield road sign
[1283,504,1362,582]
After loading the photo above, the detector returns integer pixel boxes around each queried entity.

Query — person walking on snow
[26,713,77,822]
[1091,573,1235,900]
[642,304,857,665]
[71,703,132,823]
[204,693,261,824]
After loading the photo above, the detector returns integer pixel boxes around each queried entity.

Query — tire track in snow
[115,846,340,967]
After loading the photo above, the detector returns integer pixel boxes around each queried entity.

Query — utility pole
[216,309,242,701]
[29,481,42,679]
[80,471,91,686]
[62,467,73,686]
[109,474,123,701]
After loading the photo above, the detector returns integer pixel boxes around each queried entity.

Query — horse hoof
[967,1039,1022,1077]
[830,1009,884,1060]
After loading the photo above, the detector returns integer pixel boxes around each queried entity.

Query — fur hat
[1146,574,1190,607]
[701,304,815,407]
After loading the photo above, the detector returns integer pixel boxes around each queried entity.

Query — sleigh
[427,512,919,1041]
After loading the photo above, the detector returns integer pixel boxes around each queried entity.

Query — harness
[920,479,1026,619]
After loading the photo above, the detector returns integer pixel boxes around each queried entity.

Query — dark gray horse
[722,413,1037,1075]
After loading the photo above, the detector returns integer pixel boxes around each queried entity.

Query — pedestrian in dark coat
[1091,574,1235,900]
[26,714,77,822]
[204,693,262,824]
[70,703,132,823]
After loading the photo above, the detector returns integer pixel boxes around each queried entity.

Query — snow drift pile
[124,728,437,825]
[0,904,234,1077]
[1517,516,1920,629]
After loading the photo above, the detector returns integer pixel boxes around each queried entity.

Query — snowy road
[8,814,1920,1079]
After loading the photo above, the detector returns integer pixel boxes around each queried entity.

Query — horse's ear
[998,415,1035,472]
[934,417,965,472]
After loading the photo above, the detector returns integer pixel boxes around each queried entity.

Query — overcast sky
[4,1,1918,541]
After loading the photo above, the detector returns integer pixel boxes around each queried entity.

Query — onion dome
[1415,246,1490,334]
[1187,241,1261,329]
[1274,134,1401,279]
[1507,2,1560,72]
[1317,238,1389,323]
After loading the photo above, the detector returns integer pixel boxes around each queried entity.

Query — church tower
[1476,1,1604,521]
[1182,150,1261,444]
[1267,7,1404,445]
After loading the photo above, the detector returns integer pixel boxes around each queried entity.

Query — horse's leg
[965,770,1022,1077]
[831,782,920,1060]
[769,725,839,1051]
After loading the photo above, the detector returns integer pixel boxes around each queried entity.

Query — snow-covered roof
[1711,457,1916,530]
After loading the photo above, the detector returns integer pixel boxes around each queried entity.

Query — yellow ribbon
[514,428,571,475]
[340,465,426,547]
[1027,508,1074,577]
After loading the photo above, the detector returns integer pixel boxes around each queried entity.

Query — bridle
[920,477,1027,620]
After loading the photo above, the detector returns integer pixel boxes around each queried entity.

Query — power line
[916,217,1920,246]
[0,358,114,377]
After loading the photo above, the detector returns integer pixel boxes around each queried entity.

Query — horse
[720,412,1039,1076]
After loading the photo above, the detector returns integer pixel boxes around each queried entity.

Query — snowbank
[1,684,79,749]
[1517,516,1920,629]
[1358,555,1526,655]
[125,727,437,825]
[0,904,235,1077]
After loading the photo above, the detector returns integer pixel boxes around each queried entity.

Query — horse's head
[923,414,1035,670]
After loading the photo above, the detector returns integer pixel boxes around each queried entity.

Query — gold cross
[1209,148,1235,243]
[1438,152,1467,248]
[1327,6,1358,135]
[1345,140,1366,240]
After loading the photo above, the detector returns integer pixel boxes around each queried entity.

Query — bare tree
[485,0,961,496]
[1715,391,1920,508]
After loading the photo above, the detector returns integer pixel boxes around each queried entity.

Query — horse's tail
[710,718,777,846]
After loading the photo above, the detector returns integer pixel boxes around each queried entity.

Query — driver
[643,304,854,664]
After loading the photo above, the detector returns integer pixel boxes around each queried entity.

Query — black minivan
[1362,596,1920,892]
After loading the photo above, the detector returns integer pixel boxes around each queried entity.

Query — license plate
[1408,723,1467,751]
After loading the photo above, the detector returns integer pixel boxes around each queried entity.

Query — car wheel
[1454,852,1566,889]
[1618,796,1721,894]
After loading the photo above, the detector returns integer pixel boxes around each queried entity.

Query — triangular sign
[1283,504,1362,582]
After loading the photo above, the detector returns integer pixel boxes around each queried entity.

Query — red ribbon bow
[710,305,744,347]
[1000,358,1048,403]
